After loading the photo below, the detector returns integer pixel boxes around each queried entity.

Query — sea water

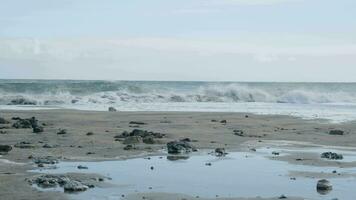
[31,147,356,200]
[1,80,356,123]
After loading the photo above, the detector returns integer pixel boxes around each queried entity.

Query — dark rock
[129,121,146,125]
[166,155,190,161]
[321,152,343,160]
[180,138,191,142]
[57,129,67,135]
[329,130,344,135]
[205,162,212,166]
[0,117,9,124]
[317,179,332,194]
[108,107,117,112]
[233,129,244,136]
[278,195,287,199]
[33,125,44,133]
[77,165,88,170]
[220,120,227,124]
[0,145,12,153]
[42,144,55,148]
[167,141,196,154]
[123,145,134,150]
[86,132,94,136]
[215,148,227,156]
[272,151,280,156]
[150,166,154,170]
[71,99,79,104]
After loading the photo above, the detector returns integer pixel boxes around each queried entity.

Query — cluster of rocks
[8,97,37,105]
[12,117,44,133]
[27,174,92,192]
[114,129,165,147]
[167,140,197,154]
[321,152,343,160]
[32,156,59,167]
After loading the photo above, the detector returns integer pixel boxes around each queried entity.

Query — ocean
[1,79,356,123]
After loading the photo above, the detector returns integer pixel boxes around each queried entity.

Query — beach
[1,109,356,200]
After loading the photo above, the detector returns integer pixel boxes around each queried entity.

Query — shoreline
[1,109,355,200]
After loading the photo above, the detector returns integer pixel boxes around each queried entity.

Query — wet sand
[0,109,355,200]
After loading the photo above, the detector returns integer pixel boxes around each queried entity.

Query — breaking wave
[1,80,356,106]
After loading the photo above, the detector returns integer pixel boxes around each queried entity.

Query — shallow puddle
[31,148,356,200]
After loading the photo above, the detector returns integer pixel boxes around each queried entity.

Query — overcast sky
[0,0,356,82]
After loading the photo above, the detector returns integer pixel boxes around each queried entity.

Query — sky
[0,0,356,82]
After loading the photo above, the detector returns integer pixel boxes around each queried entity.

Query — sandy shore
[0,109,355,200]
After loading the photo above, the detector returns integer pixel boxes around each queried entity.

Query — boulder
[167,141,196,154]
[33,156,59,165]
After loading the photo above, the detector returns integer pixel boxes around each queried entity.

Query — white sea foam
[1,80,356,123]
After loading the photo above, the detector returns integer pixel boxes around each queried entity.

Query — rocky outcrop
[27,174,93,193]
[167,141,197,154]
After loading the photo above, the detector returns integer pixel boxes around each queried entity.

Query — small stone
[86,132,94,136]
[77,165,88,170]
[150,166,154,170]
[278,194,287,199]
[220,120,227,124]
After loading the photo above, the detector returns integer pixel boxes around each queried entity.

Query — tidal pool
[31,148,356,200]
